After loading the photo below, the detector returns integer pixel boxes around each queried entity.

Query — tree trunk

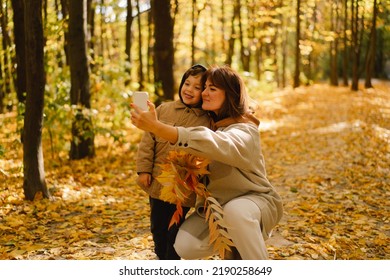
[1,1,13,100]
[147,9,153,84]
[23,0,50,201]
[60,0,69,65]
[330,0,339,86]
[68,0,95,159]
[87,0,96,69]
[136,0,144,90]
[226,2,238,66]
[375,26,385,78]
[293,0,301,88]
[0,39,3,113]
[221,0,226,54]
[99,0,105,63]
[351,0,363,91]
[11,0,27,103]
[151,0,174,102]
[342,0,349,86]
[237,0,250,72]
[191,0,196,65]
[190,1,206,66]
[125,0,133,82]
[364,0,378,89]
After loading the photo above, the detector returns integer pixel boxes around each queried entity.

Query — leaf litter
[1,83,389,260]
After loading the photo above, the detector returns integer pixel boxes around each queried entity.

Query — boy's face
[181,74,203,106]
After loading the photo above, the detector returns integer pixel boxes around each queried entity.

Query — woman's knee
[223,198,260,225]
[174,229,212,259]
[173,230,196,259]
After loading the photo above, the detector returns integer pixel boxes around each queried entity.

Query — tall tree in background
[23,0,50,200]
[0,52,3,113]
[125,0,134,81]
[151,0,174,102]
[68,0,95,159]
[11,0,26,103]
[0,0,4,113]
[294,0,301,88]
[280,2,288,88]
[237,0,250,72]
[350,0,364,91]
[147,8,153,84]
[136,0,144,90]
[87,0,96,66]
[330,0,340,86]
[226,1,238,66]
[342,0,349,86]
[60,0,69,65]
[364,0,378,88]
[1,0,13,100]
[190,0,206,65]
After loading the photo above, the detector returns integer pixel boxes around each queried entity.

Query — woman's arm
[131,101,178,144]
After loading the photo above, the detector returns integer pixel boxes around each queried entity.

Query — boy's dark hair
[201,65,248,121]
[178,64,207,107]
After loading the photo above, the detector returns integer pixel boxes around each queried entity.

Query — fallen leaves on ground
[260,82,390,260]
[1,82,389,260]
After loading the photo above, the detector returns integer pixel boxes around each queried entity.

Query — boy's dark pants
[149,197,190,260]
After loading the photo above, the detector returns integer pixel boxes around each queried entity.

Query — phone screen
[132,91,149,111]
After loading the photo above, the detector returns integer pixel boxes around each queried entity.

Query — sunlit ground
[1,82,389,259]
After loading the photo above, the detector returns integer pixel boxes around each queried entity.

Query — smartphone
[132,91,149,111]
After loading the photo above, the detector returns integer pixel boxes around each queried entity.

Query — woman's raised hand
[130,101,158,133]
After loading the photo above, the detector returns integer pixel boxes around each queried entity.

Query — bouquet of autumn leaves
[156,150,234,258]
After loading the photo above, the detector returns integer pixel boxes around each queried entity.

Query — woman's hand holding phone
[132,91,149,111]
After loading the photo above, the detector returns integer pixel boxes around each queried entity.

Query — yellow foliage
[157,150,234,258]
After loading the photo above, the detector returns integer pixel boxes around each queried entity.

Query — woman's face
[201,78,226,114]
[180,74,203,106]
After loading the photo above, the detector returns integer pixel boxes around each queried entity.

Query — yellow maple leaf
[157,150,210,215]
[157,150,234,258]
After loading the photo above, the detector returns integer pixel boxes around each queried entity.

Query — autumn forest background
[0,0,389,260]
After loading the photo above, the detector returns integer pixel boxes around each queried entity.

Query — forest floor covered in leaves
[1,82,389,260]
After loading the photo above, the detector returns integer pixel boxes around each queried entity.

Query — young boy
[135,64,210,259]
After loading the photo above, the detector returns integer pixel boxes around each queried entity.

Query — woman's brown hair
[202,65,249,121]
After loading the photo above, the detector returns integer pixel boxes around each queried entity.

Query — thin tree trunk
[125,0,133,81]
[351,0,363,91]
[190,1,206,66]
[60,0,69,65]
[364,0,378,88]
[342,0,349,86]
[330,0,339,86]
[11,0,27,103]
[136,0,144,90]
[0,27,3,113]
[23,0,50,200]
[87,0,96,68]
[237,0,250,71]
[1,1,13,98]
[226,2,238,66]
[191,0,196,65]
[221,0,226,54]
[293,0,301,88]
[99,0,105,65]
[147,8,152,83]
[68,0,95,159]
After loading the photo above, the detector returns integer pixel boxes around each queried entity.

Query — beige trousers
[174,197,269,260]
